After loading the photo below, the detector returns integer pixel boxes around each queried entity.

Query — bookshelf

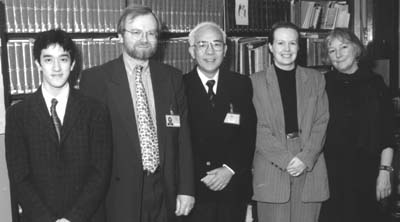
[0,0,353,105]
[224,0,351,75]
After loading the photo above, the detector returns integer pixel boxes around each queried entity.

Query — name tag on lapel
[223,103,240,125]
[165,115,180,127]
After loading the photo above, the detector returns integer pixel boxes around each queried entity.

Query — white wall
[0,135,12,221]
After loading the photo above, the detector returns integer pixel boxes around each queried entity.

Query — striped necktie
[50,98,62,141]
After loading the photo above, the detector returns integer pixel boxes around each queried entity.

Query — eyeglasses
[124,29,158,40]
[193,41,225,52]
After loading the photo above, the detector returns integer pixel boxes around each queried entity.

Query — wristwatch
[379,165,394,172]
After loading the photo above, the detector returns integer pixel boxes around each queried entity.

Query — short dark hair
[117,4,161,35]
[33,29,80,86]
[268,21,300,44]
[324,28,365,64]
[33,29,77,64]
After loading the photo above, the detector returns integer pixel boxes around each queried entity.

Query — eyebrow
[41,53,70,58]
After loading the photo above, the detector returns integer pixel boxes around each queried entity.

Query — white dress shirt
[42,84,69,125]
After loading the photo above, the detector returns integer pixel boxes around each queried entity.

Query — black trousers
[141,170,167,222]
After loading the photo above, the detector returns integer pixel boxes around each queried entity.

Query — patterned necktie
[135,65,160,173]
[206,80,216,107]
[50,98,62,141]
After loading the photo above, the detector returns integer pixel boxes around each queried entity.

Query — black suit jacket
[5,88,112,222]
[79,57,194,222]
[184,68,256,203]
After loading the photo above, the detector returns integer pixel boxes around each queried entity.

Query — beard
[125,42,157,60]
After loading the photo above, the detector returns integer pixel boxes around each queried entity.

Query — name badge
[166,115,180,127]
[224,103,240,125]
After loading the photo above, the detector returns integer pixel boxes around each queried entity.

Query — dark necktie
[50,98,62,141]
[135,65,160,173]
[206,80,216,107]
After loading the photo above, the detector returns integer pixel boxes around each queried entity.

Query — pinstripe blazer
[251,65,329,203]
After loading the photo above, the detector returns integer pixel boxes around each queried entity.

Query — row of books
[4,0,125,33]
[227,34,332,75]
[298,33,327,67]
[6,38,122,95]
[225,0,291,33]
[226,37,272,75]
[128,0,224,33]
[154,38,196,74]
[6,37,197,95]
[291,1,350,29]
[74,38,122,72]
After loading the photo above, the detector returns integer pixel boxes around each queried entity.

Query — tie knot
[206,80,215,89]
[51,98,58,108]
[135,65,144,75]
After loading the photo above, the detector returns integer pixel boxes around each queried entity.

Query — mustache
[136,42,152,47]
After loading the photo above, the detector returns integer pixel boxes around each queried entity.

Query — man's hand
[201,167,234,191]
[286,157,306,177]
[376,170,391,201]
[175,194,195,216]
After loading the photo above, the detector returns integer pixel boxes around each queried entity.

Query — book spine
[27,1,35,32]
[47,0,54,30]
[21,41,30,93]
[66,0,73,32]
[7,42,17,95]
[5,0,15,32]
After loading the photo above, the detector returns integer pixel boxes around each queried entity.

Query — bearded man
[79,5,195,222]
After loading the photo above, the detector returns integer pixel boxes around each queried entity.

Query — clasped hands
[286,157,306,177]
[201,167,233,191]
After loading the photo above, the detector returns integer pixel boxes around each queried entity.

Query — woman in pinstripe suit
[250,22,329,222]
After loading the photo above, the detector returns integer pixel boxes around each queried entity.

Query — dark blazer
[184,68,256,203]
[79,56,194,222]
[5,88,112,222]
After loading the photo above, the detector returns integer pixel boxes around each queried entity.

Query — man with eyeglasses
[183,22,256,222]
[79,4,195,222]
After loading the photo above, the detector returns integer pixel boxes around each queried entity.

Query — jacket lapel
[60,89,81,143]
[107,57,141,159]
[296,67,311,130]
[31,88,59,144]
[214,69,231,118]
[148,60,169,167]
[265,66,285,133]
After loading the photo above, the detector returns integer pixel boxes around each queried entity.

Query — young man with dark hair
[5,29,112,222]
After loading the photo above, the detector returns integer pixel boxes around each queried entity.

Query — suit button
[206,161,211,166]
[115,177,120,181]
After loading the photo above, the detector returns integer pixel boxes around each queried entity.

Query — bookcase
[224,0,351,76]
[2,0,400,221]
[0,0,354,106]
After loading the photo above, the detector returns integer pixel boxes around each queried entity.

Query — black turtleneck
[274,65,299,134]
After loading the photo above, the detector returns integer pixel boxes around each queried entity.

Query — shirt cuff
[222,164,235,175]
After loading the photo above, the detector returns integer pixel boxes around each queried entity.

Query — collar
[42,83,70,105]
[41,84,69,123]
[197,68,220,94]
[123,52,150,75]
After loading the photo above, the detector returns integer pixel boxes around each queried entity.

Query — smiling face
[189,25,227,78]
[327,37,359,74]
[121,13,158,60]
[269,27,299,70]
[36,44,75,95]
